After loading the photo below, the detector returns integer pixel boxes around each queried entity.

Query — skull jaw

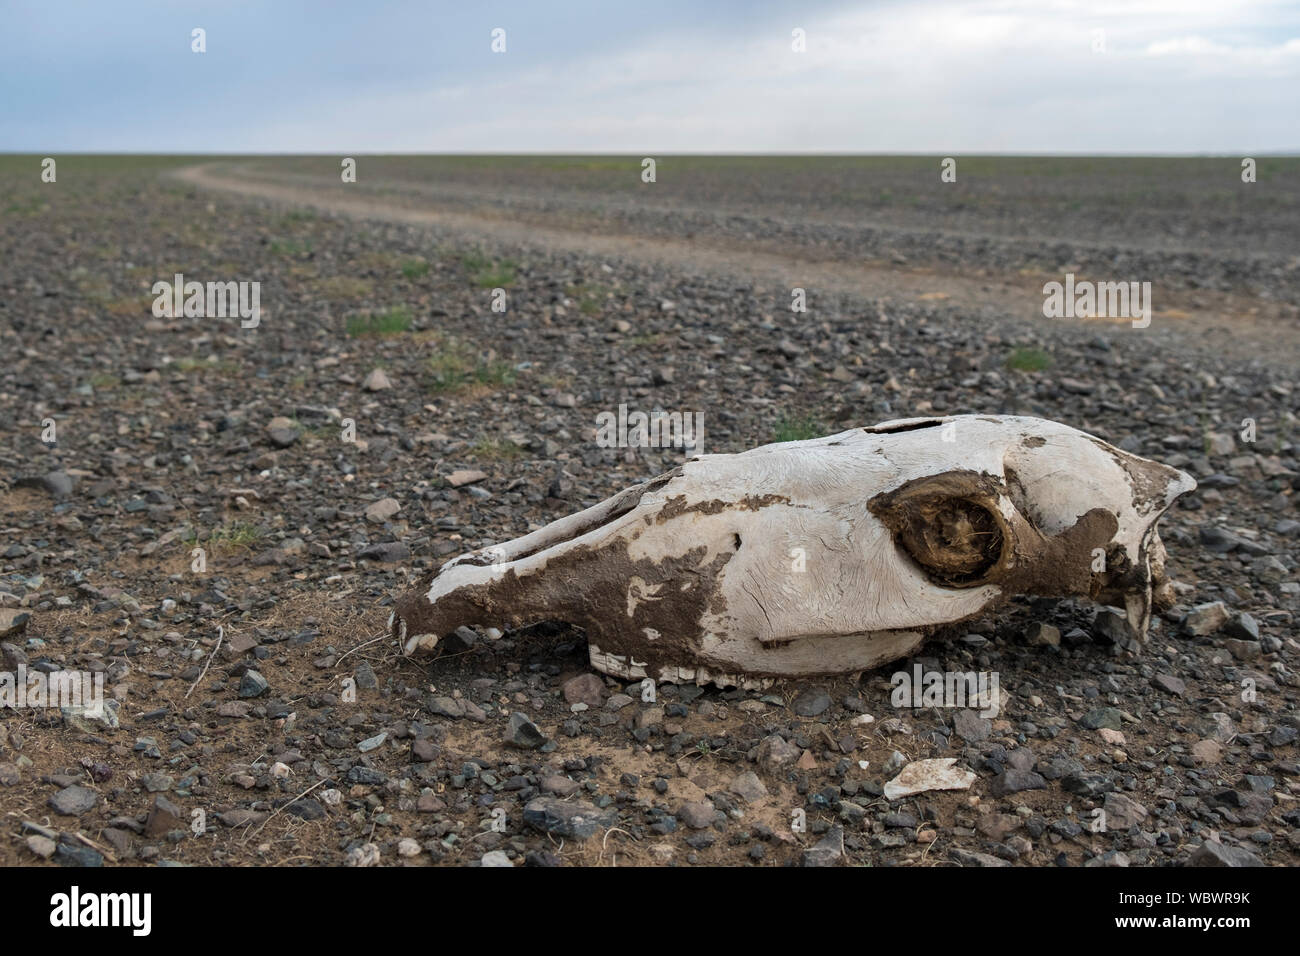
[588,629,928,689]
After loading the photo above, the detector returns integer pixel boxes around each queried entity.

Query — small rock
[1223,612,1261,641]
[989,770,1047,796]
[362,368,392,391]
[141,773,173,792]
[1251,555,1287,584]
[238,670,268,698]
[1080,707,1124,731]
[1190,739,1223,764]
[0,609,32,638]
[952,709,992,742]
[1103,791,1148,830]
[562,673,605,707]
[354,660,378,690]
[727,771,768,803]
[756,734,800,772]
[1183,601,1229,636]
[428,696,465,718]
[1152,673,1186,697]
[145,795,185,836]
[446,470,488,488]
[884,758,975,800]
[265,417,298,448]
[505,711,546,749]
[540,775,580,797]
[1224,639,1261,661]
[1025,622,1060,646]
[1188,841,1263,867]
[357,541,410,562]
[345,843,381,867]
[1062,772,1113,797]
[26,834,57,859]
[802,825,844,867]
[49,785,98,815]
[364,497,401,523]
[1092,607,1133,645]
[1196,712,1236,743]
[792,687,831,717]
[16,471,75,497]
[677,801,716,829]
[523,797,616,840]
[219,809,268,827]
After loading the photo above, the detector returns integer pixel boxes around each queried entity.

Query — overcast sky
[2,0,1296,153]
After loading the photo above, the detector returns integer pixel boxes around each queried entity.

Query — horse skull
[391,415,1194,687]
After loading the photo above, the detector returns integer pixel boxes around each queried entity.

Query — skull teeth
[588,643,773,690]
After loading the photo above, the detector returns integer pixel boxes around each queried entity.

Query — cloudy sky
[2,0,1296,153]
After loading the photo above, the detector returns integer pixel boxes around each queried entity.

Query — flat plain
[1,154,1297,867]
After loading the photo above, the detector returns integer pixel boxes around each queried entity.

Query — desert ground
[1,154,1297,867]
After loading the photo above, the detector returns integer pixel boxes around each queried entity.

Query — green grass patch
[470,437,525,461]
[346,307,412,337]
[566,282,609,315]
[401,258,430,279]
[315,275,374,299]
[278,210,316,226]
[771,415,826,443]
[205,522,264,554]
[269,237,312,256]
[460,249,517,288]
[428,338,516,393]
[1005,347,1052,372]
[3,196,45,217]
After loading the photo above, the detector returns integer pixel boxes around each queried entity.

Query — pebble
[364,497,401,523]
[1183,601,1229,636]
[49,785,98,815]
[504,711,546,749]
[791,687,831,717]
[238,670,269,698]
[562,673,605,707]
[523,797,616,840]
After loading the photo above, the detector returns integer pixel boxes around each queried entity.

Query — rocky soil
[0,155,1297,867]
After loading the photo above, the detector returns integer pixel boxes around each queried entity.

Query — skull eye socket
[868,471,1014,588]
[893,496,1005,586]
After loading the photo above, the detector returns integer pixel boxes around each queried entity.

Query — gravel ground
[0,155,1297,868]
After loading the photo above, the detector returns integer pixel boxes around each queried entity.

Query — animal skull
[392,415,1195,687]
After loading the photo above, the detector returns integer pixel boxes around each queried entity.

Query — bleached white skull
[392,415,1194,687]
